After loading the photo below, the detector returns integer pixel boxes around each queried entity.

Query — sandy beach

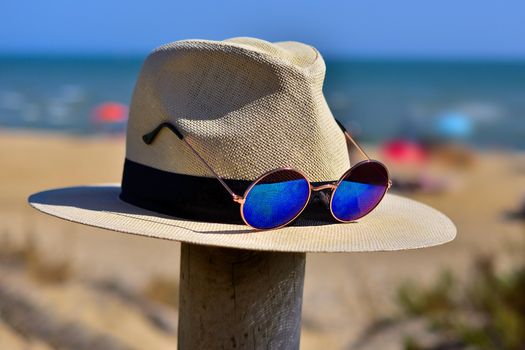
[1,131,524,350]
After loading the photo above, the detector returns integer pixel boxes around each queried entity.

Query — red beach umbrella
[91,102,128,123]
[380,139,428,164]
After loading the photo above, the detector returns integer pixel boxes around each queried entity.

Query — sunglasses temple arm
[143,123,242,201]
[335,119,393,189]
[183,140,242,200]
[335,119,370,160]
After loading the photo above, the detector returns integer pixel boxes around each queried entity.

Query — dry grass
[0,234,71,284]
[143,276,179,309]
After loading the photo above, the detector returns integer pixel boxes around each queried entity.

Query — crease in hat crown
[126,37,351,182]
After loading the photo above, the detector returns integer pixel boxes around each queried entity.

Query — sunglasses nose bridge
[311,183,337,192]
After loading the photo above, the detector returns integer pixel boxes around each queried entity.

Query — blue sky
[1,0,524,58]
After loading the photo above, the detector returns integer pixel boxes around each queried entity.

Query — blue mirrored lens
[331,162,388,222]
[242,170,310,229]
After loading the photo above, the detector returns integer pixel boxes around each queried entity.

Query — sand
[1,131,524,349]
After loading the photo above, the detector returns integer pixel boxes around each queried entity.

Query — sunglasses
[143,120,391,230]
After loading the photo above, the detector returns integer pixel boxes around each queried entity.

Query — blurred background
[1,1,524,349]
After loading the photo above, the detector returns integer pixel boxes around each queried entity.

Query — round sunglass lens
[330,161,389,222]
[242,169,310,230]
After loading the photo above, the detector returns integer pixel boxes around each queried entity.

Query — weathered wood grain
[178,243,306,350]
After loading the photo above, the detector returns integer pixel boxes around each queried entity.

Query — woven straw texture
[29,185,456,252]
[126,37,350,181]
[28,37,456,252]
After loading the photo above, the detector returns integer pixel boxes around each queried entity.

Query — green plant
[398,255,525,350]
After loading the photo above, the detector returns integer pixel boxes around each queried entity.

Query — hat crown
[126,37,350,181]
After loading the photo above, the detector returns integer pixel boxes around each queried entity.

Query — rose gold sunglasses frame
[143,121,392,230]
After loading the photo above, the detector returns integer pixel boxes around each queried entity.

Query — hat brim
[28,184,455,253]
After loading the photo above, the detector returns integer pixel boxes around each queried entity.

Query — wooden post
[178,243,306,350]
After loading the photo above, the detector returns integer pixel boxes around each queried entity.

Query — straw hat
[28,37,455,252]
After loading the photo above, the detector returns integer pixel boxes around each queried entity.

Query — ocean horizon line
[1,52,525,65]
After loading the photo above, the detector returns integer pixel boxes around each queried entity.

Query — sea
[1,56,524,149]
